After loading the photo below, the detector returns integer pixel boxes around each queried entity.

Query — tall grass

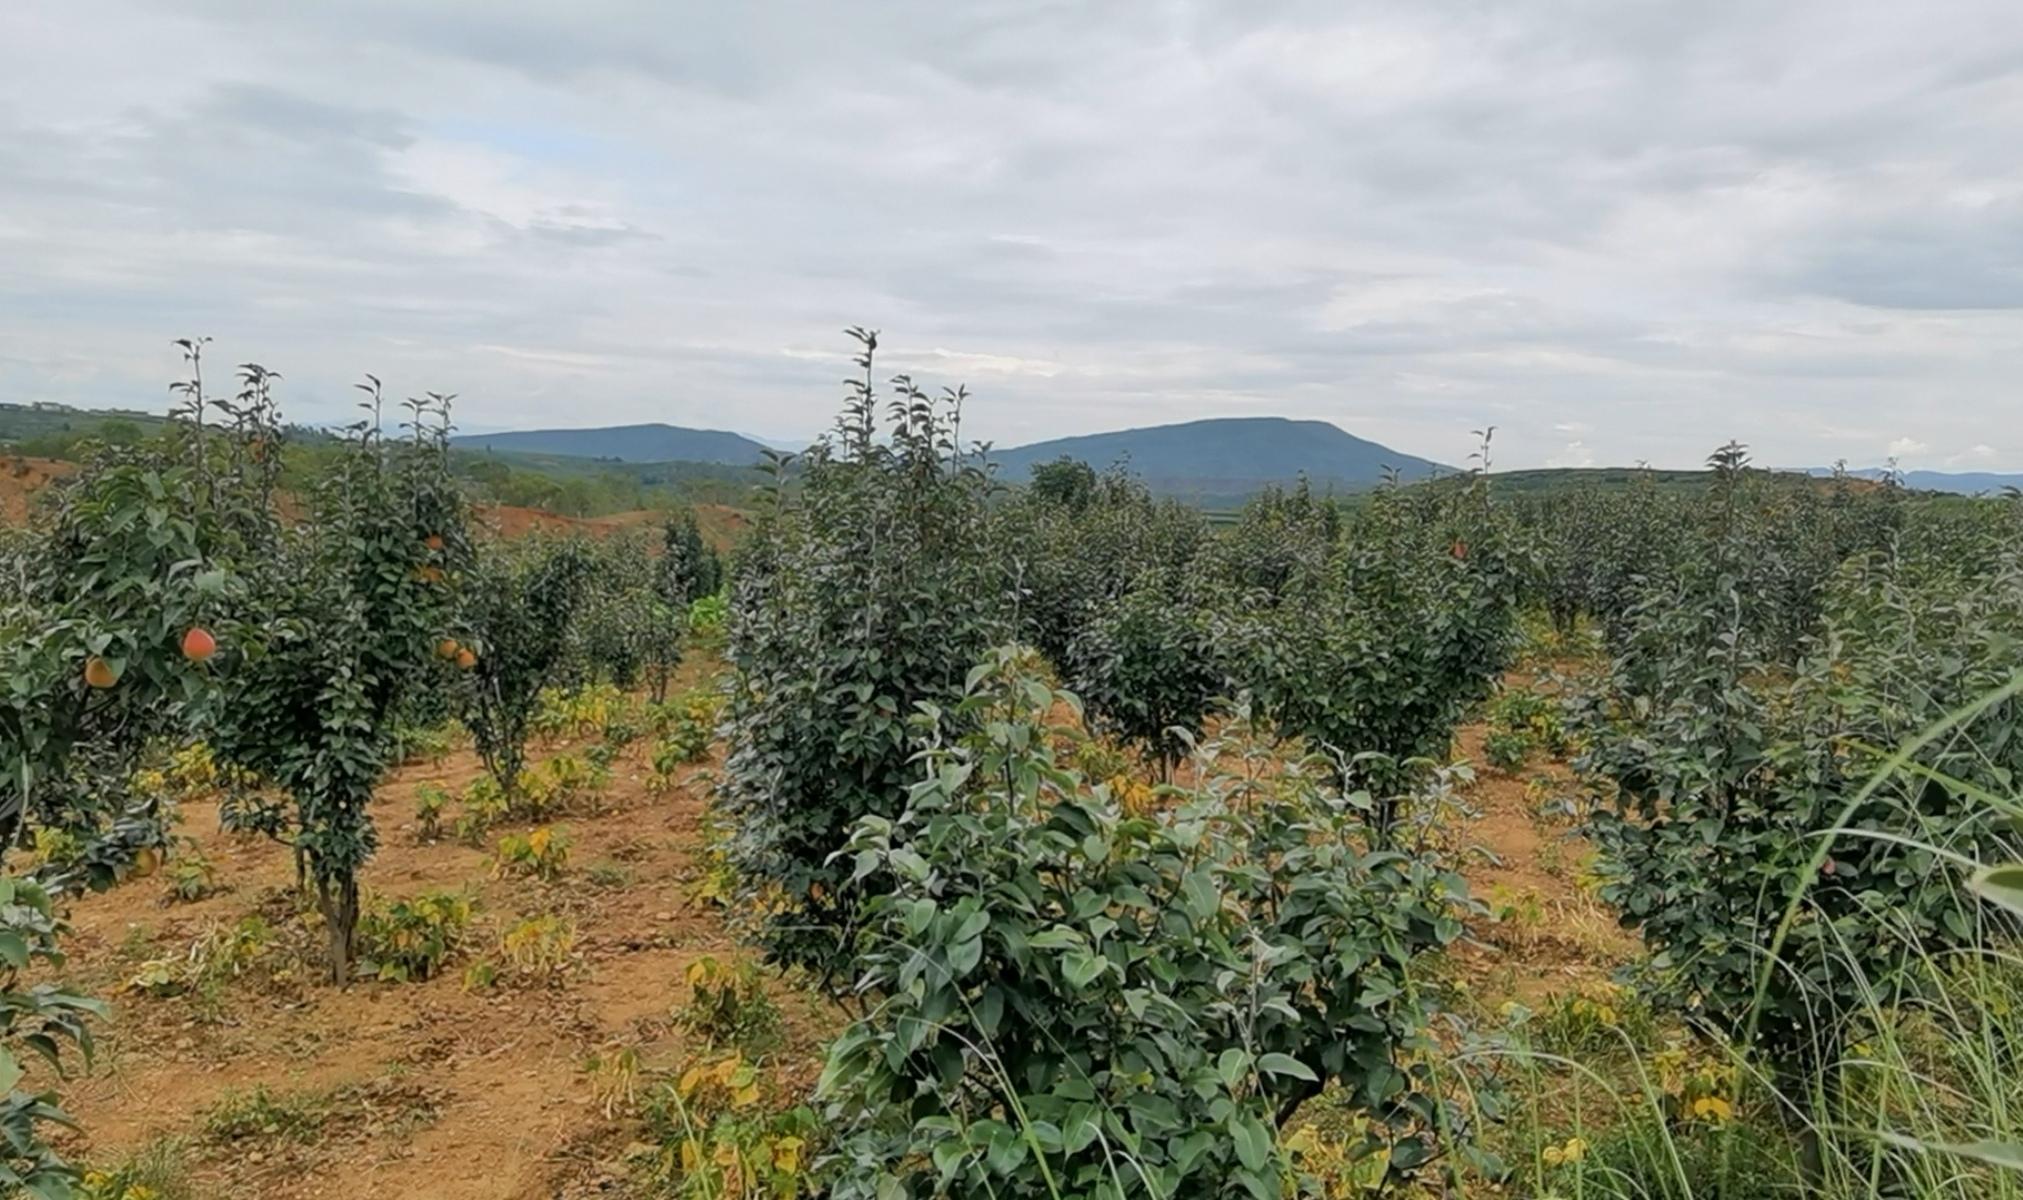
[1461,678,2023,1200]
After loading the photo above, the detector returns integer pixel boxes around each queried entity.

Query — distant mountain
[451,423,769,465]
[991,417,1447,501]
[1807,466,2023,495]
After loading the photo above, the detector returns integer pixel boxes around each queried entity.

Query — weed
[355,890,474,983]
[161,840,221,904]
[498,913,579,985]
[674,956,782,1057]
[494,826,570,881]
[413,783,450,842]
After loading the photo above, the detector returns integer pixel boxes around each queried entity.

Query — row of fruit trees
[7,330,2023,1196]
[0,341,721,1195]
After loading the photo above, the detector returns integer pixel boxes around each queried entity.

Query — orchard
[3,334,2022,1199]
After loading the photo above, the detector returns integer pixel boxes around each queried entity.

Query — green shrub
[458,537,591,796]
[161,840,221,904]
[453,777,509,845]
[1579,467,2023,1085]
[818,651,1472,1198]
[636,1053,820,1199]
[355,890,474,983]
[721,331,1008,988]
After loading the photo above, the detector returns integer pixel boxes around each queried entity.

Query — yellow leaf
[1691,1095,1734,1123]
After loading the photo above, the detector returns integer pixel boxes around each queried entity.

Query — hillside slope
[451,423,769,465]
[991,417,1447,499]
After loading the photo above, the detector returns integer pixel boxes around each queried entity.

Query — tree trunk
[318,873,359,985]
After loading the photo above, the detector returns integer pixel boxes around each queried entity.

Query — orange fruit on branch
[436,638,460,661]
[83,656,118,689]
[181,627,217,662]
[455,647,477,671]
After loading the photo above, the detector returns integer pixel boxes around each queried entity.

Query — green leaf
[1229,1110,1272,1172]
[1878,1132,2023,1172]
[1969,863,2023,918]
[1257,1052,1318,1082]
[1063,948,1107,988]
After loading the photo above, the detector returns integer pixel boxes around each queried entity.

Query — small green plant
[634,1052,819,1200]
[354,891,474,983]
[585,860,634,890]
[460,960,498,992]
[31,827,83,871]
[652,688,722,764]
[162,842,221,904]
[1483,728,1534,773]
[1482,686,1569,774]
[202,1085,331,1145]
[499,914,579,985]
[413,784,450,842]
[493,826,570,881]
[601,715,643,749]
[454,777,510,845]
[687,592,729,643]
[79,1140,193,1200]
[1531,979,1657,1056]
[523,753,606,817]
[390,721,458,766]
[674,956,782,1056]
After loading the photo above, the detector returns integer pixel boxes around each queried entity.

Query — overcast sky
[5,2,2022,470]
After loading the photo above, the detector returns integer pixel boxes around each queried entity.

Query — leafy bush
[1063,578,1224,779]
[1209,477,1519,834]
[355,890,474,983]
[818,652,1473,1198]
[458,537,591,797]
[721,331,1009,986]
[1482,686,1568,774]
[453,778,510,845]
[1578,503,2023,1084]
[208,383,471,983]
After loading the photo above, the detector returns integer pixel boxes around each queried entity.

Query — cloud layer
[5,1,2022,468]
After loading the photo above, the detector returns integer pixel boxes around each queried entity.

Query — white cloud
[1888,436,1930,460]
[1547,440,1597,469]
[2,1,2023,468]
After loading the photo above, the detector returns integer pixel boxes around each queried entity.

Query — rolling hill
[1807,466,2023,495]
[989,417,1448,501]
[450,423,770,465]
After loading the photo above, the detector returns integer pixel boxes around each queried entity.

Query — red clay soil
[0,455,75,526]
[446,503,750,550]
[0,458,751,553]
[53,657,837,1199]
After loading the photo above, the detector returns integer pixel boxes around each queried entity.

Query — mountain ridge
[449,423,771,465]
[986,416,1449,499]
